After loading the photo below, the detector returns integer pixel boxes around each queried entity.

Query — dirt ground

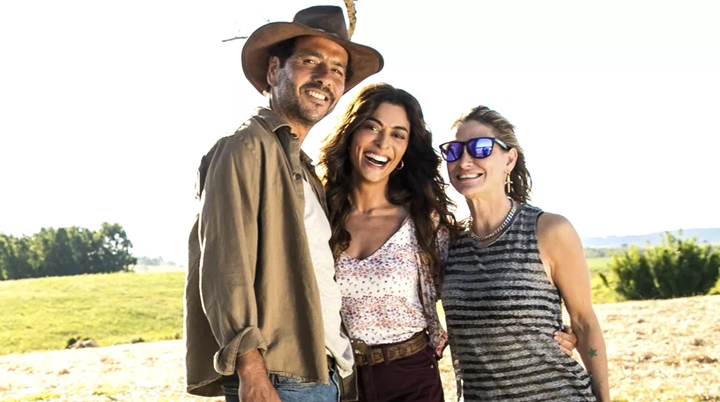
[1,295,718,402]
[589,295,719,401]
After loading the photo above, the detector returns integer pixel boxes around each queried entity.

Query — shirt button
[294,173,302,180]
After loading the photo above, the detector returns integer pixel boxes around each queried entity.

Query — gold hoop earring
[396,160,405,170]
[505,174,513,194]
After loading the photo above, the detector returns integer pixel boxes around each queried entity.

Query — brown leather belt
[351,332,428,366]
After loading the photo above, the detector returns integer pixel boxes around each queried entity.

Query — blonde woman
[440,106,609,401]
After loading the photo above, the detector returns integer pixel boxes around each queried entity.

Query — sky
[1,0,719,264]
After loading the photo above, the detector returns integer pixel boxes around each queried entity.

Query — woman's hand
[553,325,577,357]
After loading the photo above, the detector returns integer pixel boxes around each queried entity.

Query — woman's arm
[537,213,610,402]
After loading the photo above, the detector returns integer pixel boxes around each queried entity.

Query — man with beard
[184,5,384,402]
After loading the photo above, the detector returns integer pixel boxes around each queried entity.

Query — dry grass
[592,295,720,402]
[0,340,217,402]
[1,296,718,402]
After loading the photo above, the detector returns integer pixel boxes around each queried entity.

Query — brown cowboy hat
[241,5,384,94]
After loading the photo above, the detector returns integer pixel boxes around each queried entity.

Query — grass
[2,265,719,401]
[4,392,62,402]
[92,384,128,398]
[0,271,184,356]
[587,257,625,304]
[587,257,612,273]
[0,258,625,356]
[0,257,715,356]
[710,279,720,295]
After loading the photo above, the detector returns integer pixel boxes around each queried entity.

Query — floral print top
[335,217,450,357]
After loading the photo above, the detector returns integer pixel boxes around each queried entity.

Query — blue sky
[1,0,719,264]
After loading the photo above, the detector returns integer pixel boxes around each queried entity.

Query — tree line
[0,223,136,280]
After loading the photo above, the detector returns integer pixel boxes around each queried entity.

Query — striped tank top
[442,203,595,401]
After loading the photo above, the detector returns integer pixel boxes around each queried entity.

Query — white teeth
[307,90,326,100]
[458,173,481,179]
[365,152,388,163]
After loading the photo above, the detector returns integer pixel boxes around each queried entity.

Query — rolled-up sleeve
[197,137,266,376]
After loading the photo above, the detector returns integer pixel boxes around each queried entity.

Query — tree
[95,223,137,273]
[33,228,77,277]
[0,234,37,280]
[0,223,137,280]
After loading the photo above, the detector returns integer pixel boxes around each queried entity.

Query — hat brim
[241,22,384,95]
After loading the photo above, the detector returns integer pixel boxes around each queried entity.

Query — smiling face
[447,120,517,200]
[268,36,349,131]
[348,102,410,185]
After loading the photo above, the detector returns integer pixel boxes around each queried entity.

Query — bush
[607,231,720,300]
[603,246,659,300]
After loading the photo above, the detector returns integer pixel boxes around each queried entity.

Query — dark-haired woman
[439,105,609,401]
[319,84,577,402]
[319,83,454,401]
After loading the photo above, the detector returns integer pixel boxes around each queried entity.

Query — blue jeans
[222,366,340,402]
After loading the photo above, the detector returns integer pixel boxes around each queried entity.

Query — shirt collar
[253,107,291,133]
[254,107,317,168]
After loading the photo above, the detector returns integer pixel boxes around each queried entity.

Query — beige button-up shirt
[184,107,331,396]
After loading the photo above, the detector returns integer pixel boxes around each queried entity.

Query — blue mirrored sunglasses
[438,137,509,162]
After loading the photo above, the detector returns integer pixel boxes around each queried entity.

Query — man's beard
[274,71,335,128]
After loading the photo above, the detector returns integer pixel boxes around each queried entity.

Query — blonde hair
[452,105,532,203]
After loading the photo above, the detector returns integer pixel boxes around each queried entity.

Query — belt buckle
[350,339,373,365]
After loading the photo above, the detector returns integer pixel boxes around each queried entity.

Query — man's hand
[237,350,281,402]
[553,325,578,357]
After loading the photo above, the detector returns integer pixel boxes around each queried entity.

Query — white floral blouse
[335,217,450,357]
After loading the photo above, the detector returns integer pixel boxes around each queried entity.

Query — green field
[0,272,185,356]
[0,259,618,356]
[587,257,624,304]
[587,257,612,273]
[2,257,715,356]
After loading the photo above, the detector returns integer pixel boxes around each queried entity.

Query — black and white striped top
[442,204,595,401]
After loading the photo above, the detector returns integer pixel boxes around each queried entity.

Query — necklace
[468,199,518,242]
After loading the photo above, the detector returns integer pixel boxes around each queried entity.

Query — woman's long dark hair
[319,83,459,283]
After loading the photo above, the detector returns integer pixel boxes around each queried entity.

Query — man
[184,5,383,402]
